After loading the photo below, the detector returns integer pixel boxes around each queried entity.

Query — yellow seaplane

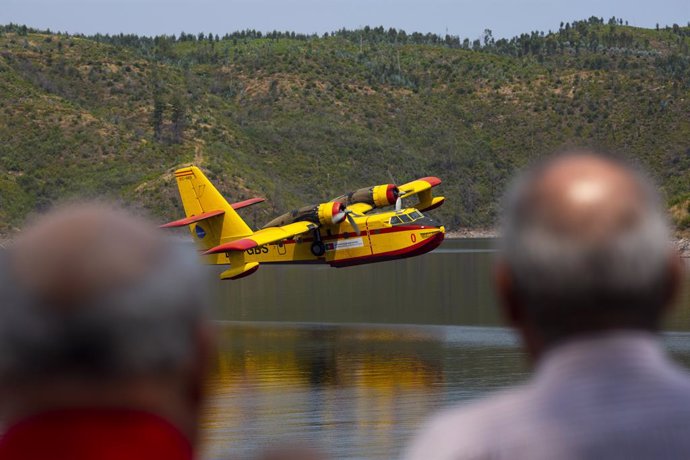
[162,166,445,280]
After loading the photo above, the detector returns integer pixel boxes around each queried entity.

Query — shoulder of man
[402,385,534,460]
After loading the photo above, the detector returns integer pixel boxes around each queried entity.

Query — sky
[2,0,689,40]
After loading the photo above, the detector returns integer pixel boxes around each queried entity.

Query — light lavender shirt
[404,332,690,460]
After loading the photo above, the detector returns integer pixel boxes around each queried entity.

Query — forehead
[538,155,635,189]
[530,155,643,203]
[524,155,647,239]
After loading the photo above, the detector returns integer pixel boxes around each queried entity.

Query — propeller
[387,169,404,212]
[331,202,361,236]
[344,210,361,236]
[396,188,414,211]
[384,184,403,211]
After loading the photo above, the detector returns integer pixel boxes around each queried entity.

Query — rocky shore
[445,228,498,239]
[677,238,690,258]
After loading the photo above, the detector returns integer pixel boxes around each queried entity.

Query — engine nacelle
[317,201,347,226]
[337,184,399,208]
[372,184,399,207]
[263,201,347,228]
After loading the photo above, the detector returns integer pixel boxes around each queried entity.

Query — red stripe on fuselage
[214,229,444,267]
[280,225,438,244]
[329,231,444,267]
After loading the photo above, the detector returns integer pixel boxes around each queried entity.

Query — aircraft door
[364,217,375,255]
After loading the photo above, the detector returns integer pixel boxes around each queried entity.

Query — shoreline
[445,229,498,239]
[446,230,690,258]
[1,232,688,257]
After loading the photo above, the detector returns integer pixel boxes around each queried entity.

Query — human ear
[662,252,684,315]
[494,260,522,326]
[494,260,545,361]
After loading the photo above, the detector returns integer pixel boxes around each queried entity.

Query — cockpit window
[390,210,426,226]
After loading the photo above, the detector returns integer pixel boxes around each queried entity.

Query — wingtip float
[162,166,445,280]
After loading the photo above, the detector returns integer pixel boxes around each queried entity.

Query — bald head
[520,153,650,243]
[499,151,678,351]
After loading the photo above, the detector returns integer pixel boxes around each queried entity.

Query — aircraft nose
[415,216,442,228]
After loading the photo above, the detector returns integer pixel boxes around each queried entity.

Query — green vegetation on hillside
[0,17,689,233]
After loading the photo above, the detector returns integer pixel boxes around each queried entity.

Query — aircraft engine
[262,201,348,228]
[371,184,399,207]
[317,201,347,226]
[338,184,400,208]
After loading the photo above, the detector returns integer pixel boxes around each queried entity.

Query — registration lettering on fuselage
[245,246,270,255]
[325,237,364,251]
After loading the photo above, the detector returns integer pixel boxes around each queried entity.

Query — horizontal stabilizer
[160,209,225,228]
[231,197,265,210]
[205,238,257,253]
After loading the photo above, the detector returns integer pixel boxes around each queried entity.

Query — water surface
[202,239,690,459]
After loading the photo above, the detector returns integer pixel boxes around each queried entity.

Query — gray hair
[0,240,207,383]
[500,153,674,338]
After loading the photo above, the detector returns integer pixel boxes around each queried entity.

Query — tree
[152,96,164,141]
[483,29,494,47]
[170,96,186,144]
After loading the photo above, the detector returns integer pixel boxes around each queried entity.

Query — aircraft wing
[398,177,441,198]
[203,221,318,255]
[345,202,374,214]
[398,176,445,212]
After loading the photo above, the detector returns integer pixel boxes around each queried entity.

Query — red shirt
[0,409,193,460]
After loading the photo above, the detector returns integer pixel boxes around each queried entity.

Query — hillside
[1,18,689,234]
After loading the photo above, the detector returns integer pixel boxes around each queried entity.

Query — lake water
[201,238,690,460]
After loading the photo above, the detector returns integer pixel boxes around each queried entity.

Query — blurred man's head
[0,203,210,443]
[497,151,681,358]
